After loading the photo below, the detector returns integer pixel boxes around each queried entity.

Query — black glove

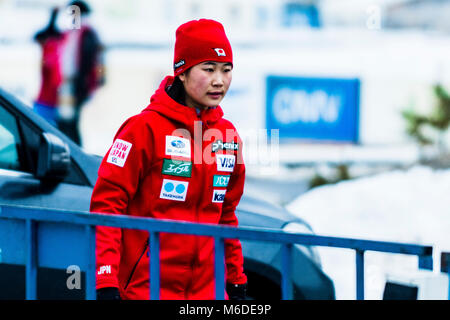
[96,287,121,300]
[226,282,247,301]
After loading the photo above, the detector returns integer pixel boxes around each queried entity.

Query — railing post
[85,225,96,300]
[356,249,365,300]
[25,219,37,300]
[214,237,225,300]
[281,243,293,300]
[418,254,433,270]
[440,252,450,300]
[150,232,160,300]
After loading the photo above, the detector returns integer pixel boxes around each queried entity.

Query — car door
[0,99,95,299]
[0,100,93,212]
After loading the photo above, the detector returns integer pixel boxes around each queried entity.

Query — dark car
[0,88,335,300]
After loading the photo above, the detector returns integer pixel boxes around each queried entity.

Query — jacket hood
[143,76,224,129]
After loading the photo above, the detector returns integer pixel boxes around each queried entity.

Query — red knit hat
[173,19,233,76]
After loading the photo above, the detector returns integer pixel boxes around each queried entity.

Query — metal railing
[0,205,434,300]
[441,252,450,300]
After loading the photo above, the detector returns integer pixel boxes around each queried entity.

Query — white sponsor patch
[160,179,189,202]
[165,136,191,159]
[216,154,235,172]
[107,139,132,167]
[212,189,226,203]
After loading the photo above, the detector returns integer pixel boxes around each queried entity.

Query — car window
[19,118,40,173]
[0,105,23,171]
[0,98,90,185]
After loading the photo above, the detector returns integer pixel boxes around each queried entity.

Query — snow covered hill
[286,165,450,299]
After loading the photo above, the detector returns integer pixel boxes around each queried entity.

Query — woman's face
[179,61,232,110]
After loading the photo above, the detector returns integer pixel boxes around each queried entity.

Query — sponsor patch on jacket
[212,189,226,203]
[107,139,132,167]
[211,140,239,153]
[213,175,230,187]
[162,159,192,177]
[216,154,235,172]
[160,179,189,201]
[165,136,191,159]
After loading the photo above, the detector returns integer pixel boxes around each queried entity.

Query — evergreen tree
[402,84,450,149]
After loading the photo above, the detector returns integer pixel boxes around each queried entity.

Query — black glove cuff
[226,282,247,300]
[96,287,121,300]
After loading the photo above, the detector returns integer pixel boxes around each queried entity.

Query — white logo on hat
[174,59,185,69]
[214,48,226,57]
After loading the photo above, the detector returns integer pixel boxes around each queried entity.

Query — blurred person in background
[57,0,105,146]
[91,19,248,300]
[33,7,64,126]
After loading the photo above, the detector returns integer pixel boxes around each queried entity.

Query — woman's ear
[178,72,186,83]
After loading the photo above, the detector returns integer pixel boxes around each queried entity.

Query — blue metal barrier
[0,205,434,300]
[441,252,450,300]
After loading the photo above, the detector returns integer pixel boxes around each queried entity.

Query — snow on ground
[285,165,450,299]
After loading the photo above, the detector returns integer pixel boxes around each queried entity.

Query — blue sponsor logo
[212,189,226,203]
[171,140,185,148]
[220,157,234,168]
[175,184,185,194]
[216,154,235,172]
[160,179,189,201]
[213,175,230,187]
[164,182,174,192]
[214,192,225,202]
[163,182,185,194]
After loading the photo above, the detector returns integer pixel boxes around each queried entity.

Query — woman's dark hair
[166,76,186,105]
[69,0,91,15]
[34,7,63,43]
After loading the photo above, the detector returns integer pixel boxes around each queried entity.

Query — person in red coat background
[90,19,248,300]
[58,0,105,146]
[33,7,63,126]
[34,1,104,141]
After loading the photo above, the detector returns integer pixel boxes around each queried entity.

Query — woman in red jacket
[91,19,248,300]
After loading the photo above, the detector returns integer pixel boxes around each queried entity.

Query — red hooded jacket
[90,76,247,300]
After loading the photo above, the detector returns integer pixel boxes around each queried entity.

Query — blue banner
[266,76,360,143]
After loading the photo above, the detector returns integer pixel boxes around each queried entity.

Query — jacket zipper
[185,119,207,296]
[123,237,149,290]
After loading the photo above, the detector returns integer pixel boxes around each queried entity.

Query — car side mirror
[36,132,71,180]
